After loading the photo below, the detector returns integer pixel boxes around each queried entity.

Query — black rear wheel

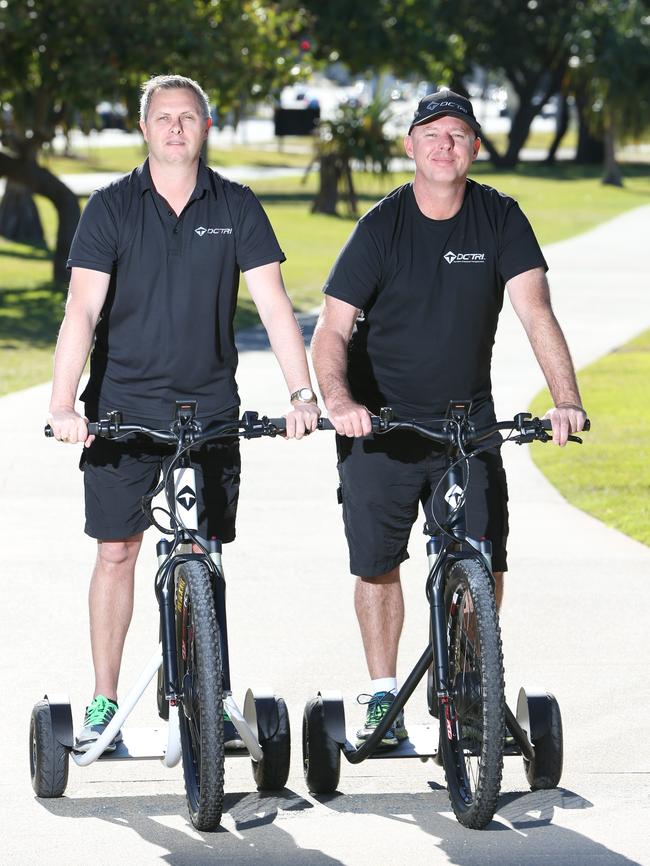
[303,696,341,794]
[439,559,504,829]
[29,700,69,798]
[176,561,224,831]
[522,692,563,789]
[252,696,291,790]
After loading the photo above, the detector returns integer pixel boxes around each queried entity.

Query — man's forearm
[258,300,314,395]
[524,309,582,407]
[49,309,96,412]
[311,323,354,409]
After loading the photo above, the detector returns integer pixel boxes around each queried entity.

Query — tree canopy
[0,0,312,282]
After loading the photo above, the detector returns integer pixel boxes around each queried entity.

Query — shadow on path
[35,780,642,866]
[38,788,342,866]
[315,785,641,866]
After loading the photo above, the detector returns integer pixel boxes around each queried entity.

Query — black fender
[243,688,279,742]
[516,687,557,743]
[318,690,346,746]
[43,693,74,751]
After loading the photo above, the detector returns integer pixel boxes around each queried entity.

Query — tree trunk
[601,121,623,187]
[574,89,604,164]
[342,162,357,217]
[500,92,546,167]
[0,152,81,285]
[476,130,506,166]
[0,179,46,247]
[311,153,341,215]
[545,93,570,164]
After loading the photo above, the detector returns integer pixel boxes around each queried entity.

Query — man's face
[140,88,210,167]
[404,115,480,183]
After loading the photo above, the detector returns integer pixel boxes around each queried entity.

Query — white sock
[371,677,397,695]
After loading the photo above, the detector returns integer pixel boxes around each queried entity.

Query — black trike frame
[316,403,588,765]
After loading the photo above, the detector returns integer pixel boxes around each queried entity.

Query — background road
[1,206,649,865]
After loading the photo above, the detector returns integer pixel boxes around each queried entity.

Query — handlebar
[45,408,590,448]
[45,410,292,446]
[316,410,590,448]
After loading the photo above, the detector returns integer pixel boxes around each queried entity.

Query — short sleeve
[67,190,118,274]
[499,203,548,283]
[235,188,285,272]
[323,222,382,310]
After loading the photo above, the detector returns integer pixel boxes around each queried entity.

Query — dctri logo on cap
[431,100,469,114]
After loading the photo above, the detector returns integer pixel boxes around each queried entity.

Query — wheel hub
[452,670,481,718]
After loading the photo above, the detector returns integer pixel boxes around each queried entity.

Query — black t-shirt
[324,180,547,418]
[67,159,285,421]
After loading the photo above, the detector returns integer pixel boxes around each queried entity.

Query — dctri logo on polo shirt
[443,250,486,264]
[194,226,233,237]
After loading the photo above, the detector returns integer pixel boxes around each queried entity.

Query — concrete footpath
[1,206,649,865]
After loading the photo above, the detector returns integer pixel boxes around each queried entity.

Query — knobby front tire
[176,560,225,831]
[439,559,505,829]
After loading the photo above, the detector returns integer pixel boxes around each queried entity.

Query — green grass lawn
[3,158,650,398]
[40,141,312,176]
[529,329,650,546]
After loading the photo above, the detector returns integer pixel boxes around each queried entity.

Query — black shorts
[81,414,241,542]
[336,421,509,578]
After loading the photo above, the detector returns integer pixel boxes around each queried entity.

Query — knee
[96,536,142,571]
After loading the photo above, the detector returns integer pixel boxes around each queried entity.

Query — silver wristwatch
[290,387,318,404]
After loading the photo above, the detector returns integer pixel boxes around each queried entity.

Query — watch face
[292,387,316,403]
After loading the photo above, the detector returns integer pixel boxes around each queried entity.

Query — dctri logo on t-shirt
[195,226,233,237]
[443,250,486,264]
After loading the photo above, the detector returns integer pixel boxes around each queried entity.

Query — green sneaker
[75,695,122,753]
[356,691,409,748]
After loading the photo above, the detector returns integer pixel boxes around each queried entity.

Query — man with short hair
[311,89,586,747]
[48,74,320,751]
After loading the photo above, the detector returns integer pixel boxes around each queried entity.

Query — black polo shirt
[324,180,547,418]
[67,159,285,421]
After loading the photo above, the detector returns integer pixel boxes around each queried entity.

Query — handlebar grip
[45,422,102,437]
[316,417,382,432]
[541,417,590,431]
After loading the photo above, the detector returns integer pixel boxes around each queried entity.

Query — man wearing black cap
[311,88,586,747]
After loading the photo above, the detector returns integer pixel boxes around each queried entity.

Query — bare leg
[494,570,504,611]
[89,534,143,701]
[354,567,404,679]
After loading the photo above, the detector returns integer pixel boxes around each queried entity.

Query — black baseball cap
[408,89,481,135]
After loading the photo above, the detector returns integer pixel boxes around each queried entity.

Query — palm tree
[309,94,395,216]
